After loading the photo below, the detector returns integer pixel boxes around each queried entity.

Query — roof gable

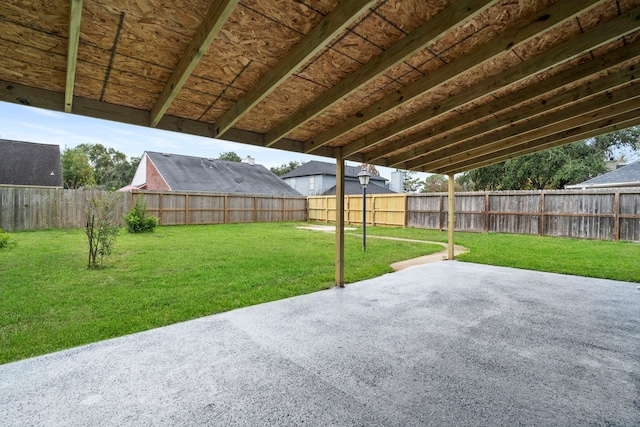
[0,139,63,187]
[145,151,302,196]
[322,181,397,195]
[282,161,386,183]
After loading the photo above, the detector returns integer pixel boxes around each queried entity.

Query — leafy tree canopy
[458,127,640,191]
[396,170,422,193]
[270,161,304,177]
[62,144,139,190]
[61,147,95,189]
[217,151,242,162]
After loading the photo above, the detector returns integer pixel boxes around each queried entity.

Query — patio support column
[447,173,455,260]
[335,149,345,287]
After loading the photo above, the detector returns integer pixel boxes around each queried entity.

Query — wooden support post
[447,174,455,260]
[335,150,345,287]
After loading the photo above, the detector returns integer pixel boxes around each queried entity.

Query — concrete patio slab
[1,262,639,426]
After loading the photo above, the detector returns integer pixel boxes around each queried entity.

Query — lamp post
[357,168,371,252]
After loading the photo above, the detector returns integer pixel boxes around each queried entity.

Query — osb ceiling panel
[1,0,640,174]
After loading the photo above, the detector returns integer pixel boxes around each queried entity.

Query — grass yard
[360,226,640,283]
[0,222,441,364]
[2,221,638,364]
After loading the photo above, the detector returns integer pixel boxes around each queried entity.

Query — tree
[270,161,304,177]
[398,170,422,192]
[61,147,95,189]
[358,163,380,176]
[459,128,640,191]
[421,174,449,192]
[85,191,119,269]
[218,151,242,162]
[70,144,138,190]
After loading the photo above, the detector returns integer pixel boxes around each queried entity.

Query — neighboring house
[130,151,302,196]
[282,161,393,196]
[566,159,640,189]
[0,139,63,188]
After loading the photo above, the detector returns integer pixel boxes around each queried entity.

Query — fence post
[224,195,228,224]
[158,193,163,225]
[185,194,189,225]
[485,193,490,232]
[254,196,258,222]
[614,191,620,241]
[439,195,444,231]
[540,192,545,236]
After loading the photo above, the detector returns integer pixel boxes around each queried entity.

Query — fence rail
[310,189,640,242]
[0,187,307,231]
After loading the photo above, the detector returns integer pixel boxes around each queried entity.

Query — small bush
[124,197,159,233]
[0,228,14,249]
[86,192,119,269]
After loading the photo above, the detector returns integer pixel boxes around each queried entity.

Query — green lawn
[2,222,638,364]
[0,222,441,364]
[359,226,640,283]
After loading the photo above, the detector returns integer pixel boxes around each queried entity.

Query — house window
[289,178,296,188]
[309,177,315,192]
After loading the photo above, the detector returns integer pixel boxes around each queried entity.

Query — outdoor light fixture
[357,168,371,252]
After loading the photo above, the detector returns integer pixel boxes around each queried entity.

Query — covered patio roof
[1,0,639,174]
[2,0,639,286]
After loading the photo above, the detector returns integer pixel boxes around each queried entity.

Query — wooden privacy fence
[129,191,306,226]
[0,187,306,231]
[308,194,407,227]
[309,189,640,242]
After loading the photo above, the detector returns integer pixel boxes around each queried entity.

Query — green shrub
[124,197,159,233]
[0,228,13,249]
[86,192,119,269]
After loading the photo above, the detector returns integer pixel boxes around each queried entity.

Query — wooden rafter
[308,0,609,156]
[435,107,640,175]
[364,43,640,165]
[339,5,640,160]
[150,0,239,128]
[263,0,499,148]
[64,0,83,113]
[419,84,640,172]
[214,0,376,138]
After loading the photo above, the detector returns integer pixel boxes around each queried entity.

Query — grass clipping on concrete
[0,222,441,364]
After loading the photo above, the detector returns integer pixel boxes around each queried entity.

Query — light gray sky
[0,101,430,182]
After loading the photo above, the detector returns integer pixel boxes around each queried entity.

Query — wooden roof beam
[340,4,640,160]
[0,79,335,160]
[418,84,640,171]
[214,0,377,139]
[434,107,640,175]
[150,0,239,128]
[263,0,499,148]
[391,61,639,169]
[364,42,640,165]
[65,0,83,113]
[310,0,609,156]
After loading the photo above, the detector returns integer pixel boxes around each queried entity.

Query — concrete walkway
[297,225,469,270]
[1,262,639,426]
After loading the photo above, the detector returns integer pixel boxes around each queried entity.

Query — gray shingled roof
[0,139,63,187]
[322,181,397,195]
[146,151,302,196]
[568,159,640,188]
[282,160,387,184]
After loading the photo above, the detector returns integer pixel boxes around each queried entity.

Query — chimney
[390,171,404,193]
[242,156,255,166]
